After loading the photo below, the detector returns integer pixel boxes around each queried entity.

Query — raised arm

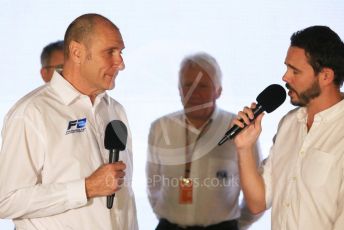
[233,103,266,214]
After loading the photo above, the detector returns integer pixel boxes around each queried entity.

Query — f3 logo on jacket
[66,118,87,135]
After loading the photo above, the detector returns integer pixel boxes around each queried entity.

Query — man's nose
[113,54,125,71]
[116,61,125,71]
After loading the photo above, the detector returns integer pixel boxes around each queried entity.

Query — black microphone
[104,120,128,209]
[218,84,286,145]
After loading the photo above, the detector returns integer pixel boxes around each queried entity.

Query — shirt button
[285,202,290,208]
[300,150,305,156]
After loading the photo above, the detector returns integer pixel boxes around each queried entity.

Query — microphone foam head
[256,84,286,113]
[104,120,128,150]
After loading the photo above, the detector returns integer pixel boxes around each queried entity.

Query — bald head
[64,13,119,59]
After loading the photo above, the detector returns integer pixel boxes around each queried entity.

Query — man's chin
[290,98,305,107]
[107,82,115,90]
[104,75,116,90]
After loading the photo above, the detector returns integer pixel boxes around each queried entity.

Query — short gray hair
[40,40,64,67]
[179,52,222,89]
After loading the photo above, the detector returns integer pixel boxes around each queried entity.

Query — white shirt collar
[296,98,344,123]
[183,106,218,132]
[50,71,109,106]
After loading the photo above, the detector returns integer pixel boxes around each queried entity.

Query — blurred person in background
[146,52,262,230]
[40,40,64,82]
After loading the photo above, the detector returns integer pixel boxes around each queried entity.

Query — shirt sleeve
[261,150,273,209]
[238,142,264,229]
[146,122,162,215]
[333,163,344,229]
[0,114,87,219]
[261,115,287,210]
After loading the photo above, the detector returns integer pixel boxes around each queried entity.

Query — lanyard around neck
[183,119,212,178]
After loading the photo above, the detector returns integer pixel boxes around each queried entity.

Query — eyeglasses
[43,64,63,72]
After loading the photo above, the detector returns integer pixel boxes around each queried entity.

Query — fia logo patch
[66,118,87,135]
[216,170,228,180]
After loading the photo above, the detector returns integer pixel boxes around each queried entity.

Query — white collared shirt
[262,99,344,230]
[146,108,261,228]
[0,72,138,230]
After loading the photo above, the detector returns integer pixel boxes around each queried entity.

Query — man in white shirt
[232,26,344,230]
[0,13,138,230]
[146,52,262,230]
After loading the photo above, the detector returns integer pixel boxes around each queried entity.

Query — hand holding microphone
[85,120,128,209]
[218,84,286,145]
[232,103,266,149]
[85,162,126,199]
[104,120,128,209]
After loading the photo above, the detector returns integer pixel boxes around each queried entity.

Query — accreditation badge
[179,178,193,204]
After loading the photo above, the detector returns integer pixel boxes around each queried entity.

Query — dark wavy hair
[291,26,344,86]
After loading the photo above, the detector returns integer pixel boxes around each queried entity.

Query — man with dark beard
[231,26,344,230]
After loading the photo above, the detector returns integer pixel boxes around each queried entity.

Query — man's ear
[215,86,222,99]
[40,68,49,83]
[68,40,84,64]
[320,67,335,86]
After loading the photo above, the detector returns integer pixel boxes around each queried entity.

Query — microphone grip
[109,149,120,163]
[107,194,115,209]
[107,149,120,209]
[218,104,264,145]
